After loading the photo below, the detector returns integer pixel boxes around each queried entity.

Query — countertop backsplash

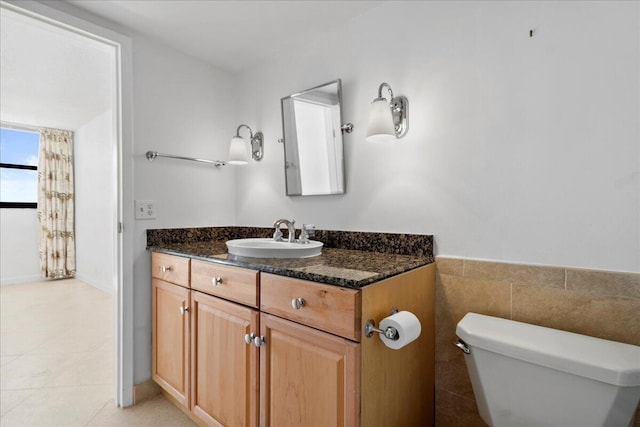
[147,226,434,258]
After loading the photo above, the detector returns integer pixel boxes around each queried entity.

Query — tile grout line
[1,382,116,392]
[0,388,35,420]
[83,398,113,427]
[510,283,513,319]
[439,388,477,401]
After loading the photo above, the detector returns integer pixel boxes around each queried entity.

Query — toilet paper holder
[364,307,400,340]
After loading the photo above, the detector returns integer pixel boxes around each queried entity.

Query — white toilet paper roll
[379,311,422,350]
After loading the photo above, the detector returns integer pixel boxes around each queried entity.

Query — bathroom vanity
[148,227,435,427]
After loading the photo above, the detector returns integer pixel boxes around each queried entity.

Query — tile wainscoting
[434,257,640,426]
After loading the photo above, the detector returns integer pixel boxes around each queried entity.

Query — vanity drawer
[151,252,190,287]
[261,273,361,341]
[191,260,259,308]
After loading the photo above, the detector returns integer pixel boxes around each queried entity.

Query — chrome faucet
[273,219,296,243]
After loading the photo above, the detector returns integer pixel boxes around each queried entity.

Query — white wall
[235,1,640,273]
[75,109,116,294]
[0,209,40,284]
[131,36,238,382]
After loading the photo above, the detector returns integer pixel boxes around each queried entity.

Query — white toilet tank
[456,313,640,427]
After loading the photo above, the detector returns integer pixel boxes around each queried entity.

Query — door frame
[2,0,135,406]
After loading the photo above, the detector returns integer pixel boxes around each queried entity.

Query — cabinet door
[260,313,360,427]
[191,291,259,427]
[152,278,190,407]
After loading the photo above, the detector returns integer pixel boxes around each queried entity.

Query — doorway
[0,0,134,408]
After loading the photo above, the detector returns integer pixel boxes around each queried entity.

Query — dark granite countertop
[148,227,434,289]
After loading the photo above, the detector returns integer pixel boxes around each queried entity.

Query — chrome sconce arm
[376,82,408,138]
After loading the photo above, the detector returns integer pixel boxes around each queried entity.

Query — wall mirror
[281,79,349,196]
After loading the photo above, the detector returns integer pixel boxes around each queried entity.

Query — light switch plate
[135,200,156,219]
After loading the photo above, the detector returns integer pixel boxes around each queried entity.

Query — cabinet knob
[253,336,266,347]
[161,265,173,273]
[212,277,223,286]
[179,306,189,315]
[244,333,256,345]
[291,297,305,310]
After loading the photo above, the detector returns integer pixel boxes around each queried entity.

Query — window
[0,127,40,208]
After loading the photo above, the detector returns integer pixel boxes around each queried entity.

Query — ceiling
[0,6,115,130]
[0,1,382,131]
[66,0,384,73]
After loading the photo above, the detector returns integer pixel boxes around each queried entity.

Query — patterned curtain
[38,128,75,279]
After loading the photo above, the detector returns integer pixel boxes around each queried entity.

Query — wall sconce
[365,82,408,142]
[228,124,263,164]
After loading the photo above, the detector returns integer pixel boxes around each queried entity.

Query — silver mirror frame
[280,79,351,196]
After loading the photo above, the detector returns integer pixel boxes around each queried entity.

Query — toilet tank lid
[456,313,640,387]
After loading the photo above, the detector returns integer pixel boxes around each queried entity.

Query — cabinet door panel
[191,291,259,427]
[260,313,359,427]
[152,278,190,407]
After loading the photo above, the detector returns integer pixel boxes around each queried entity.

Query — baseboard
[0,274,42,286]
[135,380,205,426]
[75,272,114,295]
[160,388,206,427]
[133,380,161,404]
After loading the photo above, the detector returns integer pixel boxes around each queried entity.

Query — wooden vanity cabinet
[259,267,435,427]
[260,273,361,427]
[151,253,191,408]
[152,253,260,426]
[190,290,259,427]
[152,251,436,427]
[190,259,261,425]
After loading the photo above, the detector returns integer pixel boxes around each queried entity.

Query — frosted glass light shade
[366,98,396,142]
[228,136,249,165]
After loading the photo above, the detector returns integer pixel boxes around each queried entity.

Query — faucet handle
[298,224,315,244]
[302,224,315,236]
[273,228,283,241]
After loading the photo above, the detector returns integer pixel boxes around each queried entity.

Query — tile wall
[434,257,640,426]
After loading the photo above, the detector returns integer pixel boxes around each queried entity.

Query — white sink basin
[226,238,323,259]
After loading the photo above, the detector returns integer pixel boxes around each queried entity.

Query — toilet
[456,313,640,427]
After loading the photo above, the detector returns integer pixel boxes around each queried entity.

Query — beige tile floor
[0,279,196,426]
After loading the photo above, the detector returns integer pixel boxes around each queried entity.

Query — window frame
[0,162,38,208]
[0,128,39,209]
